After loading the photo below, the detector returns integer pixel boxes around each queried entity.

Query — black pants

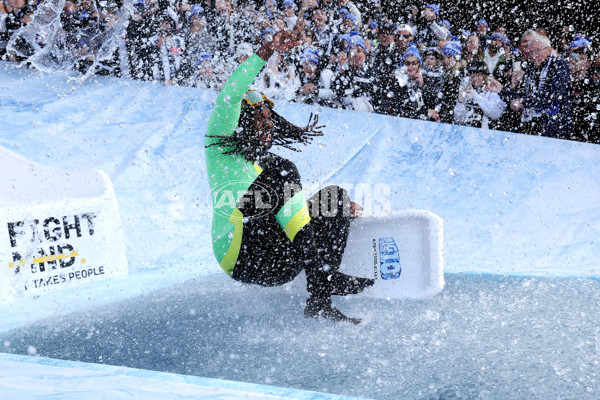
[231,156,352,295]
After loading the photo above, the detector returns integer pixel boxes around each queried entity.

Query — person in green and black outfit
[205,24,374,324]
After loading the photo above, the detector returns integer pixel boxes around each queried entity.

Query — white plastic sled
[285,211,444,299]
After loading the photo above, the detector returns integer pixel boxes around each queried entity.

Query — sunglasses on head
[242,90,275,109]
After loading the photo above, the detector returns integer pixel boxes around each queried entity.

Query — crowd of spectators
[1,0,599,143]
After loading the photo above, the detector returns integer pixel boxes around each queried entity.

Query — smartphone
[513,61,521,71]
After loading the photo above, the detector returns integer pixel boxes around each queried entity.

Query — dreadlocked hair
[206,104,324,162]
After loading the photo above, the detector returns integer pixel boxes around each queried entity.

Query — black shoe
[304,296,362,324]
[328,272,375,296]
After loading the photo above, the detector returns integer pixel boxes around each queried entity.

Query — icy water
[2,274,599,400]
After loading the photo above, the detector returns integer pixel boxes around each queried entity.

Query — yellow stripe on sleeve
[219,208,244,276]
[283,205,311,242]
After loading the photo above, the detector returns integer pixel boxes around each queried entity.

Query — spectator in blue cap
[296,47,324,104]
[194,50,225,90]
[260,0,277,20]
[196,51,212,64]
[330,34,376,112]
[310,8,332,56]
[347,33,366,53]
[416,3,447,50]
[425,4,439,18]
[281,0,298,30]
[442,20,451,32]
[336,0,362,31]
[367,20,379,41]
[568,34,592,53]
[339,11,358,34]
[261,27,276,42]
[440,40,465,123]
[483,32,509,85]
[442,40,462,64]
[393,46,442,121]
[401,45,422,66]
[422,41,443,79]
[371,21,400,115]
[182,3,217,85]
[477,19,489,34]
[187,4,204,19]
[476,18,490,47]
[567,34,599,143]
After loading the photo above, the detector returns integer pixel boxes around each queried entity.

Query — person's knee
[279,158,302,185]
[310,185,351,218]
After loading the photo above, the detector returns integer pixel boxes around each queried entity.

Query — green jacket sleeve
[205,54,267,149]
[205,54,267,275]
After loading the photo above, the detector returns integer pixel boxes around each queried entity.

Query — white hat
[395,24,414,37]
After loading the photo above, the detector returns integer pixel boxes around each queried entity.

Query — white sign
[0,146,128,303]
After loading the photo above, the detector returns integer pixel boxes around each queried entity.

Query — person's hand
[487,77,503,93]
[273,21,305,51]
[427,109,440,122]
[350,202,363,218]
[412,71,424,87]
[300,82,316,94]
[335,51,348,67]
[457,88,465,103]
[511,69,525,88]
[510,98,523,112]
[257,21,305,60]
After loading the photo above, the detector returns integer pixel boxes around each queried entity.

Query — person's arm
[430,20,447,40]
[205,54,266,141]
[488,76,522,103]
[206,26,303,146]
[473,91,506,120]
